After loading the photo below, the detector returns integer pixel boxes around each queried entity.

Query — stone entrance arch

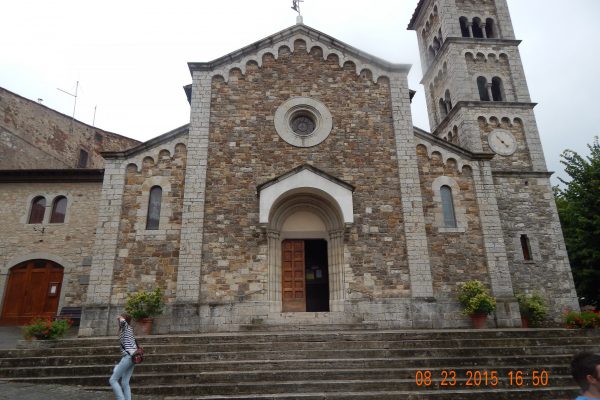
[266,191,347,313]
[257,165,354,313]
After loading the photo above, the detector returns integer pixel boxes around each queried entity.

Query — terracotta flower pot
[470,313,488,329]
[135,318,154,335]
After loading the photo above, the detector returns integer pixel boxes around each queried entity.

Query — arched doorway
[267,193,346,313]
[0,260,64,325]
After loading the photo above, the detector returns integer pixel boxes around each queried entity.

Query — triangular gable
[188,23,410,83]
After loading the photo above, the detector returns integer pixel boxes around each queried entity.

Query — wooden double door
[0,260,63,325]
[282,239,329,312]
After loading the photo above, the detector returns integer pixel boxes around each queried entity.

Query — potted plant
[516,291,548,328]
[22,316,73,340]
[124,288,164,335]
[21,317,73,349]
[563,308,600,329]
[457,280,496,328]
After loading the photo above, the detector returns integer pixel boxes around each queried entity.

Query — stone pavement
[0,381,118,400]
[0,326,21,350]
[0,326,159,400]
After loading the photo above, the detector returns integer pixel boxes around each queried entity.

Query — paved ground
[0,326,159,399]
[0,381,119,400]
[0,326,22,350]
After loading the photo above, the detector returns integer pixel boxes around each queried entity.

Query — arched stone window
[146,186,162,230]
[472,18,484,38]
[49,196,67,223]
[459,17,470,37]
[485,18,496,38]
[477,76,490,101]
[444,90,452,111]
[439,98,448,118]
[28,196,46,224]
[440,185,457,228]
[491,77,505,101]
[433,37,441,52]
[432,176,467,232]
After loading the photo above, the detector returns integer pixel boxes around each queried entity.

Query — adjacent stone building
[0,87,139,325]
[1,0,580,334]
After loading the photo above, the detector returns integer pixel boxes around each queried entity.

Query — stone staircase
[0,327,599,399]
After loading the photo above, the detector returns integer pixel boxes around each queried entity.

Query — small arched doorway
[268,192,346,313]
[0,260,64,325]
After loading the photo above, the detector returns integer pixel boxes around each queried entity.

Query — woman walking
[109,313,138,400]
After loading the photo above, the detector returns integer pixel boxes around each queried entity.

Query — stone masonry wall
[0,182,101,313]
[416,146,489,298]
[0,87,139,170]
[110,144,187,306]
[202,41,410,304]
[494,174,579,320]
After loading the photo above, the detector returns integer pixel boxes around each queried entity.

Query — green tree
[555,137,600,307]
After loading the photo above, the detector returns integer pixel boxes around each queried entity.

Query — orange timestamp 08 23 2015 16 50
[414,369,550,388]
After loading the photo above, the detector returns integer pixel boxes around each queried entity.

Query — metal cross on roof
[291,0,304,15]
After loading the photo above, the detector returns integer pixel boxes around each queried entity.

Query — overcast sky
[1,0,598,184]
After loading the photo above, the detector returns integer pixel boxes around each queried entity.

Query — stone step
[76,375,576,396]
[8,328,599,350]
[156,387,580,400]
[3,344,598,368]
[239,323,379,332]
[1,328,593,399]
[6,335,598,358]
[2,349,593,370]
[0,355,578,377]
[4,365,572,386]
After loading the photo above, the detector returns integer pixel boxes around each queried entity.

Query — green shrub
[457,280,496,316]
[22,317,72,340]
[124,288,164,319]
[564,309,600,329]
[516,291,548,326]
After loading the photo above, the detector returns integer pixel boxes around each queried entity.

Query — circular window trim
[274,97,333,147]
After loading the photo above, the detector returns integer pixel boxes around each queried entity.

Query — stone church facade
[1,0,579,335]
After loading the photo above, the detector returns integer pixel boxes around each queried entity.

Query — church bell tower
[408,0,546,169]
[408,0,580,317]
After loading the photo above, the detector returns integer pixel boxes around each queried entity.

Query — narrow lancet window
[492,77,505,101]
[146,186,162,230]
[472,18,484,38]
[440,185,457,228]
[485,18,496,38]
[477,77,490,101]
[521,234,532,261]
[439,98,448,118]
[459,17,470,37]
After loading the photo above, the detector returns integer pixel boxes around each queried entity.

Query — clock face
[488,129,517,156]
